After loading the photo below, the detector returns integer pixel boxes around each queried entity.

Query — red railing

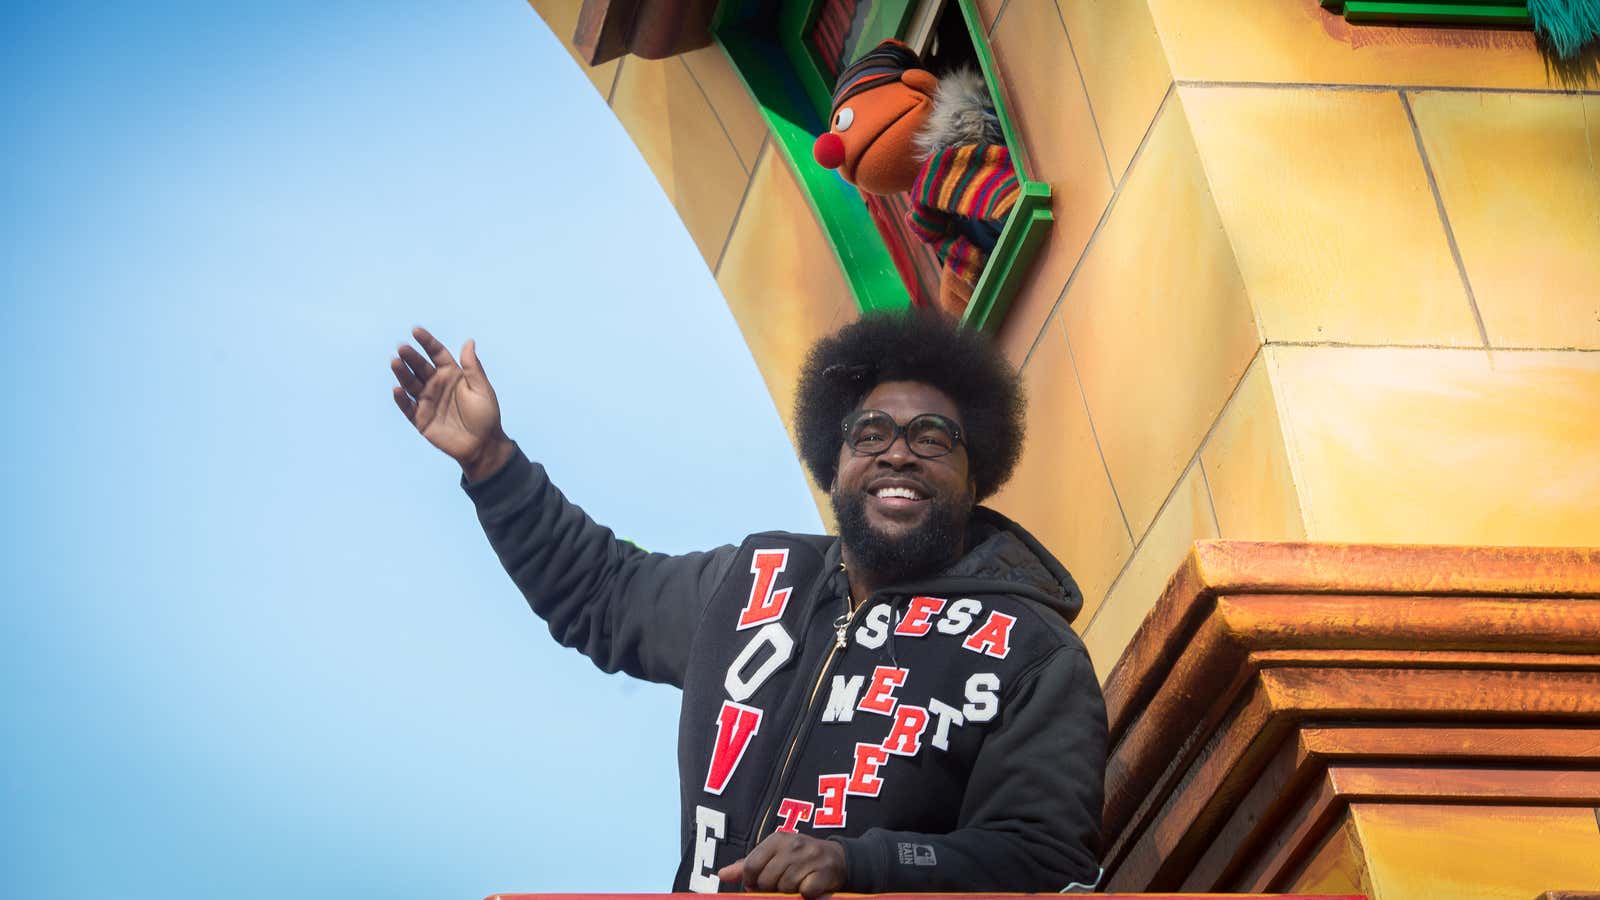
[483,883,1363,890]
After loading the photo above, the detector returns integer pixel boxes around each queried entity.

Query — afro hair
[792,311,1025,502]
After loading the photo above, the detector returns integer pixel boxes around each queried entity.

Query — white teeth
[874,486,922,500]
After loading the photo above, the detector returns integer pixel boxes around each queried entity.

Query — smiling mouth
[873,485,926,501]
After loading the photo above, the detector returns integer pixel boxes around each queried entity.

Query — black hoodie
[466,449,1106,892]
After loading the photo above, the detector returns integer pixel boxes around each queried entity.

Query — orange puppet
[811,41,939,196]
[813,40,1021,316]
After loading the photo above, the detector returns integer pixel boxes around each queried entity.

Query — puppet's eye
[833,107,854,131]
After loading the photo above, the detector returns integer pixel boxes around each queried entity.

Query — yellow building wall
[525,1,857,525]
[971,0,1600,683]
[525,1,1600,685]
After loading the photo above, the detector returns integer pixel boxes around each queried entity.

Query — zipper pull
[834,577,853,649]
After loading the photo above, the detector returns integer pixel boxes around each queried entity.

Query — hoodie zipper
[748,591,864,847]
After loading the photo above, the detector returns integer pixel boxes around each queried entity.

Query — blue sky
[1,2,824,897]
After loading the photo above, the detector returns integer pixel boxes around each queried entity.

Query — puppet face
[813,69,938,196]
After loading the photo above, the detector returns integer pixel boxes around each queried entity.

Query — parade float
[509,2,1600,896]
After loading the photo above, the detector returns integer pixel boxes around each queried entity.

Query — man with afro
[391,312,1106,895]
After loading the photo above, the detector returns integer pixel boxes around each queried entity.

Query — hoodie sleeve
[830,645,1107,892]
[463,447,738,688]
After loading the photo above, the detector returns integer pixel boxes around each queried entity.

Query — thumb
[716,859,744,883]
[461,339,490,390]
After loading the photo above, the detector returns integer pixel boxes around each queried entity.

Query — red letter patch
[881,704,929,756]
[856,665,907,716]
[893,596,946,637]
[775,798,814,833]
[703,700,762,795]
[814,775,848,828]
[847,742,892,796]
[737,549,792,629]
[962,611,1016,659]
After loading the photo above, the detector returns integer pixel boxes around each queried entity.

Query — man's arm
[392,326,735,686]
[465,447,737,686]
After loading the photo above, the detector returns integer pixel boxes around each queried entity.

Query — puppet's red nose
[813,132,845,170]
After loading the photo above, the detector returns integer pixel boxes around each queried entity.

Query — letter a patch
[704,700,762,795]
[961,611,1016,659]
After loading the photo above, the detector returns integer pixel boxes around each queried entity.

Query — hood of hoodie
[830,505,1086,627]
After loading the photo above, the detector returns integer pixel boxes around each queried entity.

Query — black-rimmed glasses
[841,410,964,459]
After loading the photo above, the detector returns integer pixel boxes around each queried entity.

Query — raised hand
[391,326,515,481]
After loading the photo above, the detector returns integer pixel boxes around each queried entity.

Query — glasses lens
[846,411,895,452]
[907,415,957,457]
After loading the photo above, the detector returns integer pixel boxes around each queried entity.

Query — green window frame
[1320,0,1532,27]
[712,0,1053,334]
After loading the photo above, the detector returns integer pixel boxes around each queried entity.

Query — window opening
[1322,0,1531,28]
[713,0,1054,332]
[809,1,944,308]
[1320,2,1597,66]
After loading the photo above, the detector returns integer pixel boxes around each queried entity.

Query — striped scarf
[905,143,1019,291]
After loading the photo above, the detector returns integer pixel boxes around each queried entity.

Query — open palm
[391,326,510,477]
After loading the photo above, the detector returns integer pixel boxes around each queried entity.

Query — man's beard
[832,489,973,587]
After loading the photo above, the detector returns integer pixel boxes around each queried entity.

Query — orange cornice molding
[1100,540,1600,893]
[573,0,717,66]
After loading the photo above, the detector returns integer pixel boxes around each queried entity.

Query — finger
[398,344,436,384]
[391,386,417,423]
[742,845,780,890]
[774,856,809,893]
[716,860,744,883]
[391,356,424,398]
[798,869,837,900]
[740,840,778,890]
[412,325,458,370]
[461,339,490,392]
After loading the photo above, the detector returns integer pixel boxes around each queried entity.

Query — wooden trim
[1248,764,1600,893]
[1100,542,1600,891]
[628,0,717,58]
[1108,664,1600,887]
[1104,541,1600,745]
[575,0,636,66]
[1192,725,1600,890]
[575,0,716,65]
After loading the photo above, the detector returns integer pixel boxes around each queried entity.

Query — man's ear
[901,68,939,96]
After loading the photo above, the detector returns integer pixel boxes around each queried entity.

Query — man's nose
[876,433,919,465]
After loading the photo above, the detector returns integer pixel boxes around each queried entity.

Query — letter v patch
[704,700,762,795]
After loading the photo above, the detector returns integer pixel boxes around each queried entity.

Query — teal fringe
[1528,0,1600,59]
